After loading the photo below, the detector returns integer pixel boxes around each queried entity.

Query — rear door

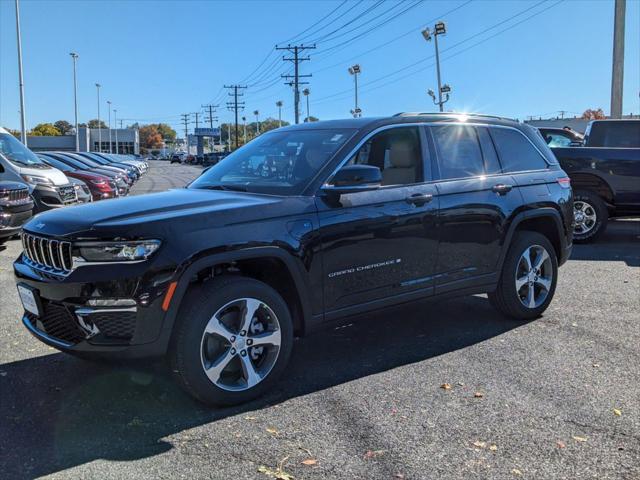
[429,124,522,293]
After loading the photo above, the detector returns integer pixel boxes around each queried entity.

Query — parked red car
[37,154,118,201]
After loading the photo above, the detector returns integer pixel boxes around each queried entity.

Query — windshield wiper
[199,184,248,192]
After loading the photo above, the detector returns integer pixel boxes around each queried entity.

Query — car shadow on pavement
[0,295,522,479]
[570,219,640,267]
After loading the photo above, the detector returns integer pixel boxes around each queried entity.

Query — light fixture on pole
[348,64,362,118]
[253,110,260,134]
[95,83,101,152]
[70,52,80,152]
[276,101,283,127]
[106,100,112,153]
[422,21,450,112]
[15,0,27,145]
[302,88,310,122]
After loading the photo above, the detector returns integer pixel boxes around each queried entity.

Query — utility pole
[95,83,101,151]
[202,104,219,129]
[348,65,361,118]
[276,100,283,127]
[70,52,79,152]
[15,0,27,144]
[180,113,190,153]
[193,112,200,130]
[107,100,112,152]
[610,0,626,118]
[303,89,310,121]
[558,110,566,119]
[422,22,450,112]
[224,85,246,150]
[277,44,316,124]
[114,109,118,154]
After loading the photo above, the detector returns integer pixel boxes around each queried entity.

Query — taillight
[557,177,571,189]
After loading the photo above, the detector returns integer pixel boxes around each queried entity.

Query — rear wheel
[169,276,293,406]
[489,231,558,320]
[573,190,608,243]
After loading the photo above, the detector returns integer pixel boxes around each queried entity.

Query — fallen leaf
[245,416,257,420]
[257,465,294,480]
[474,392,484,398]
[440,383,452,390]
[489,445,498,451]
[556,441,566,449]
[613,408,622,416]
[592,363,600,368]
[364,449,386,459]
[301,459,317,466]
[394,474,405,479]
[512,468,523,476]
[572,436,588,442]
[266,427,279,435]
[457,382,465,386]
[473,441,486,448]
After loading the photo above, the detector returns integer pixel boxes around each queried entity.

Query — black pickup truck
[552,119,640,242]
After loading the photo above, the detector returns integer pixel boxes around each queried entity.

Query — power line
[279,0,349,44]
[202,104,219,129]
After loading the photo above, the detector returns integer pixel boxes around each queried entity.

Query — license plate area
[17,283,42,317]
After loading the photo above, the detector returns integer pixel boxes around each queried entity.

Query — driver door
[315,126,439,318]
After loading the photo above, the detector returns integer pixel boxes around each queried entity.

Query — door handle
[405,193,433,206]
[492,184,513,195]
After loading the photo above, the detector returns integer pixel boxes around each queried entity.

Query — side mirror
[322,164,382,196]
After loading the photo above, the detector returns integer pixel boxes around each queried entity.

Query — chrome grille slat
[21,233,72,274]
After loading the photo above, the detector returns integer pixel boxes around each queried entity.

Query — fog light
[86,298,137,307]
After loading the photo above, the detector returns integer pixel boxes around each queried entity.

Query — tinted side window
[589,121,640,148]
[490,128,548,172]
[346,127,422,186]
[431,125,484,180]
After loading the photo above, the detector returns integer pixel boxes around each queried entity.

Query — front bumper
[14,253,176,360]
[32,184,79,213]
[1,204,33,239]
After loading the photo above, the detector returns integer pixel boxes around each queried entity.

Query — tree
[154,123,176,142]
[53,120,73,135]
[7,129,21,139]
[87,119,108,129]
[139,125,163,149]
[581,108,606,120]
[304,116,319,123]
[30,123,61,136]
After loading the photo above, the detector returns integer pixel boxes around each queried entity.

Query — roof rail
[393,112,519,122]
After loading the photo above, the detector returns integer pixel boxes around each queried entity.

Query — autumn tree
[53,120,73,135]
[7,129,21,138]
[30,123,62,136]
[154,123,177,142]
[581,108,606,120]
[139,125,163,149]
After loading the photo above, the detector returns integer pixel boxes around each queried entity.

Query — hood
[16,164,70,186]
[23,188,292,238]
[67,170,110,183]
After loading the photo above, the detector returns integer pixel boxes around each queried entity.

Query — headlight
[21,174,53,186]
[90,179,106,185]
[76,240,161,262]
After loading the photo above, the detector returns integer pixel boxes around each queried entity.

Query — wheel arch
[569,172,615,205]
[164,247,313,339]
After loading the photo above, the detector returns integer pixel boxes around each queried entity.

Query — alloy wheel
[573,200,597,235]
[515,245,553,309]
[200,298,281,392]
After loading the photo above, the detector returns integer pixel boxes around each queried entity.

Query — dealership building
[27,127,139,154]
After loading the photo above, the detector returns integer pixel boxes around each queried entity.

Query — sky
[0,0,638,137]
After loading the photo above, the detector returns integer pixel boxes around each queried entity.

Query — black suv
[14,113,573,405]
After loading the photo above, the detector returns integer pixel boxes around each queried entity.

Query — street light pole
[610,0,626,118]
[276,101,283,127]
[15,0,27,145]
[254,110,260,134]
[95,83,101,152]
[107,100,112,153]
[113,109,118,154]
[242,116,247,144]
[348,65,361,118]
[70,52,79,152]
[422,22,449,112]
[302,88,310,122]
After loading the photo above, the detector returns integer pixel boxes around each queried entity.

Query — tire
[169,276,294,406]
[572,189,608,243]
[488,231,558,320]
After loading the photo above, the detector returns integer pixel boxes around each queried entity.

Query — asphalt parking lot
[1,161,638,480]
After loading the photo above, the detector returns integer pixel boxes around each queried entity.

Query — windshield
[189,128,353,195]
[0,133,48,167]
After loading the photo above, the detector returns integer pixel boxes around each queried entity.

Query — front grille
[57,185,77,204]
[22,232,72,273]
[90,311,136,339]
[0,187,30,205]
[26,303,86,344]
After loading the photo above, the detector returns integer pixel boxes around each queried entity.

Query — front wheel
[169,276,293,406]
[489,231,558,320]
